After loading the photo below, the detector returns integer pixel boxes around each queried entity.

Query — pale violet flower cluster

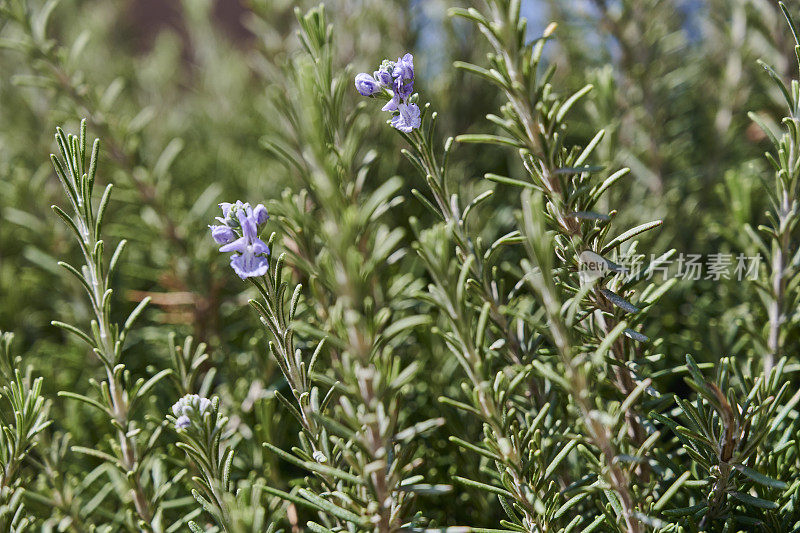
[210,201,270,279]
[171,394,212,430]
[354,53,421,133]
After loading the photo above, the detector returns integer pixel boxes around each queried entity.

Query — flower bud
[355,73,380,96]
[253,204,269,225]
[210,225,236,244]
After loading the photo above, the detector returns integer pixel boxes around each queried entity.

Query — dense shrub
[1,0,800,531]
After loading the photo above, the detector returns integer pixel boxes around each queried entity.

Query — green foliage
[1,0,800,531]
[0,332,50,532]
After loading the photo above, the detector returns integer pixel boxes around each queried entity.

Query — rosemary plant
[2,0,800,531]
[0,332,50,532]
[49,121,172,532]
[745,3,800,373]
[213,7,441,531]
[353,0,676,529]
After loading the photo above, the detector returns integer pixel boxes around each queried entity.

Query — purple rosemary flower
[175,415,190,430]
[393,76,413,100]
[382,95,399,113]
[391,102,421,133]
[392,53,414,99]
[211,201,270,279]
[355,73,381,96]
[393,53,414,83]
[356,52,421,133]
[220,211,270,279]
